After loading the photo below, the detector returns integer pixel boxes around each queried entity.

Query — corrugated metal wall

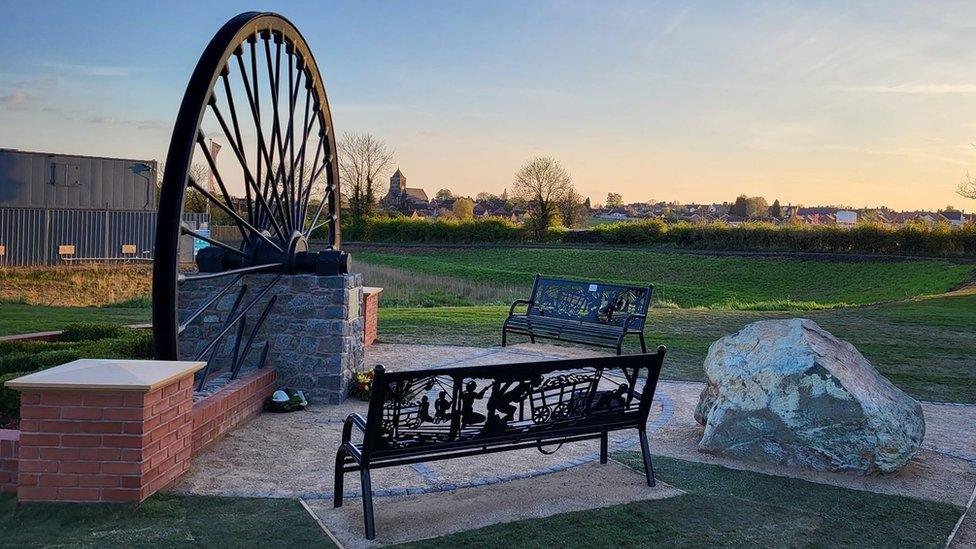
[0,209,209,266]
[0,149,157,211]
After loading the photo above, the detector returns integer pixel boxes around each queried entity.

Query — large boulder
[694,318,924,474]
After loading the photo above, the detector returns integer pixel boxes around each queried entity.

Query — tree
[452,197,474,220]
[559,189,589,229]
[731,194,769,218]
[606,192,624,208]
[435,189,454,200]
[511,156,573,240]
[338,132,394,220]
[731,195,748,217]
[475,192,498,202]
[961,176,976,201]
[770,199,782,218]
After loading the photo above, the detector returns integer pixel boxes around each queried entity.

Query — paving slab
[305,460,683,548]
[172,343,976,510]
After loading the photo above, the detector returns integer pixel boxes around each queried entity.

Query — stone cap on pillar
[4,359,206,393]
[363,286,384,297]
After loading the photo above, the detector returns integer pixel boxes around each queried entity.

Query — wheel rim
[152,12,341,384]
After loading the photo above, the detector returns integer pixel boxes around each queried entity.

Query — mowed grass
[0,302,149,336]
[355,248,972,309]
[0,493,332,548]
[376,288,976,403]
[406,454,961,548]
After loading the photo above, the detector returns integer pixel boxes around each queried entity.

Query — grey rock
[695,318,924,474]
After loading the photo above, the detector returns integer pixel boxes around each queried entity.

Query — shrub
[0,371,25,426]
[319,215,976,257]
[61,323,130,342]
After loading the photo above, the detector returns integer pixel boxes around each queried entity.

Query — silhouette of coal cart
[529,371,603,423]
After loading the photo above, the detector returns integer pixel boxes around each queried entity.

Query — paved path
[173,343,976,509]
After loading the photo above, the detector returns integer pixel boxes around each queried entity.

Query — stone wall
[179,273,365,404]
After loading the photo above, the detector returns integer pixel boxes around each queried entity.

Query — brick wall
[0,430,18,493]
[190,368,276,454]
[16,376,194,502]
[364,290,380,346]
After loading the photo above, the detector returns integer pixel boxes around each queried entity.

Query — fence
[0,208,209,266]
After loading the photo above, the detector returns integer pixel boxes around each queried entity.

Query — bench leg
[333,447,346,508]
[501,328,507,347]
[638,428,656,487]
[639,333,647,353]
[361,467,377,540]
[600,431,608,464]
[529,334,536,344]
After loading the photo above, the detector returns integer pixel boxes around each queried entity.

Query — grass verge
[401,454,961,548]
[0,492,332,548]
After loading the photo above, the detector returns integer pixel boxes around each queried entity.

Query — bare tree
[511,156,573,239]
[960,175,976,201]
[338,132,394,220]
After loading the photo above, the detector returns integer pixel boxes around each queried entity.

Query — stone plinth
[179,273,365,404]
[6,359,203,502]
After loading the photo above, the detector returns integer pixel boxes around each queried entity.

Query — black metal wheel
[532,406,551,424]
[152,12,345,383]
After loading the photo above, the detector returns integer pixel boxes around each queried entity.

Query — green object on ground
[0,493,333,548]
[401,454,961,548]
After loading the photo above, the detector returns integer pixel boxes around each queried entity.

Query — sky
[2,0,976,211]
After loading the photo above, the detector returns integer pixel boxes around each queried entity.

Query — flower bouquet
[349,370,374,401]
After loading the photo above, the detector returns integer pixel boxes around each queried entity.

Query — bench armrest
[623,312,647,330]
[342,413,368,444]
[508,299,533,316]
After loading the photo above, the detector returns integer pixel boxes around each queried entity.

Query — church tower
[390,169,406,197]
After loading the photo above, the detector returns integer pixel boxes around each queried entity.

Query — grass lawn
[1,457,959,547]
[406,454,961,548]
[0,492,332,548]
[377,288,976,403]
[0,302,149,337]
[356,248,972,309]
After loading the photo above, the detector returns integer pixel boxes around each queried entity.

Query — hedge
[0,324,153,424]
[327,216,976,257]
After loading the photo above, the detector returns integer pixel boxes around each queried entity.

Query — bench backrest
[527,275,652,328]
[361,349,666,458]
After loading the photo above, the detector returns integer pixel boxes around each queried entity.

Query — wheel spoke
[181,223,247,258]
[187,177,284,254]
[197,284,249,389]
[179,263,283,284]
[220,57,253,224]
[178,274,244,333]
[206,102,288,240]
[231,294,278,379]
[192,274,282,361]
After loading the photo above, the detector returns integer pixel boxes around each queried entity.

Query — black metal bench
[334,349,667,539]
[502,275,653,355]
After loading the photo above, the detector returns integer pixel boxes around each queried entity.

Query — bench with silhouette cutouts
[334,349,667,540]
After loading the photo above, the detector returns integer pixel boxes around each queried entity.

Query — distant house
[940,210,966,227]
[380,169,430,214]
[836,210,858,225]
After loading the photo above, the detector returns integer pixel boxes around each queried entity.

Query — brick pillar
[10,360,202,502]
[0,429,18,493]
[363,287,382,347]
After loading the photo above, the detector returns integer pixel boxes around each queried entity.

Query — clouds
[830,84,976,95]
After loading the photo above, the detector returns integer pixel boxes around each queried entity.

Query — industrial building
[0,148,206,266]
